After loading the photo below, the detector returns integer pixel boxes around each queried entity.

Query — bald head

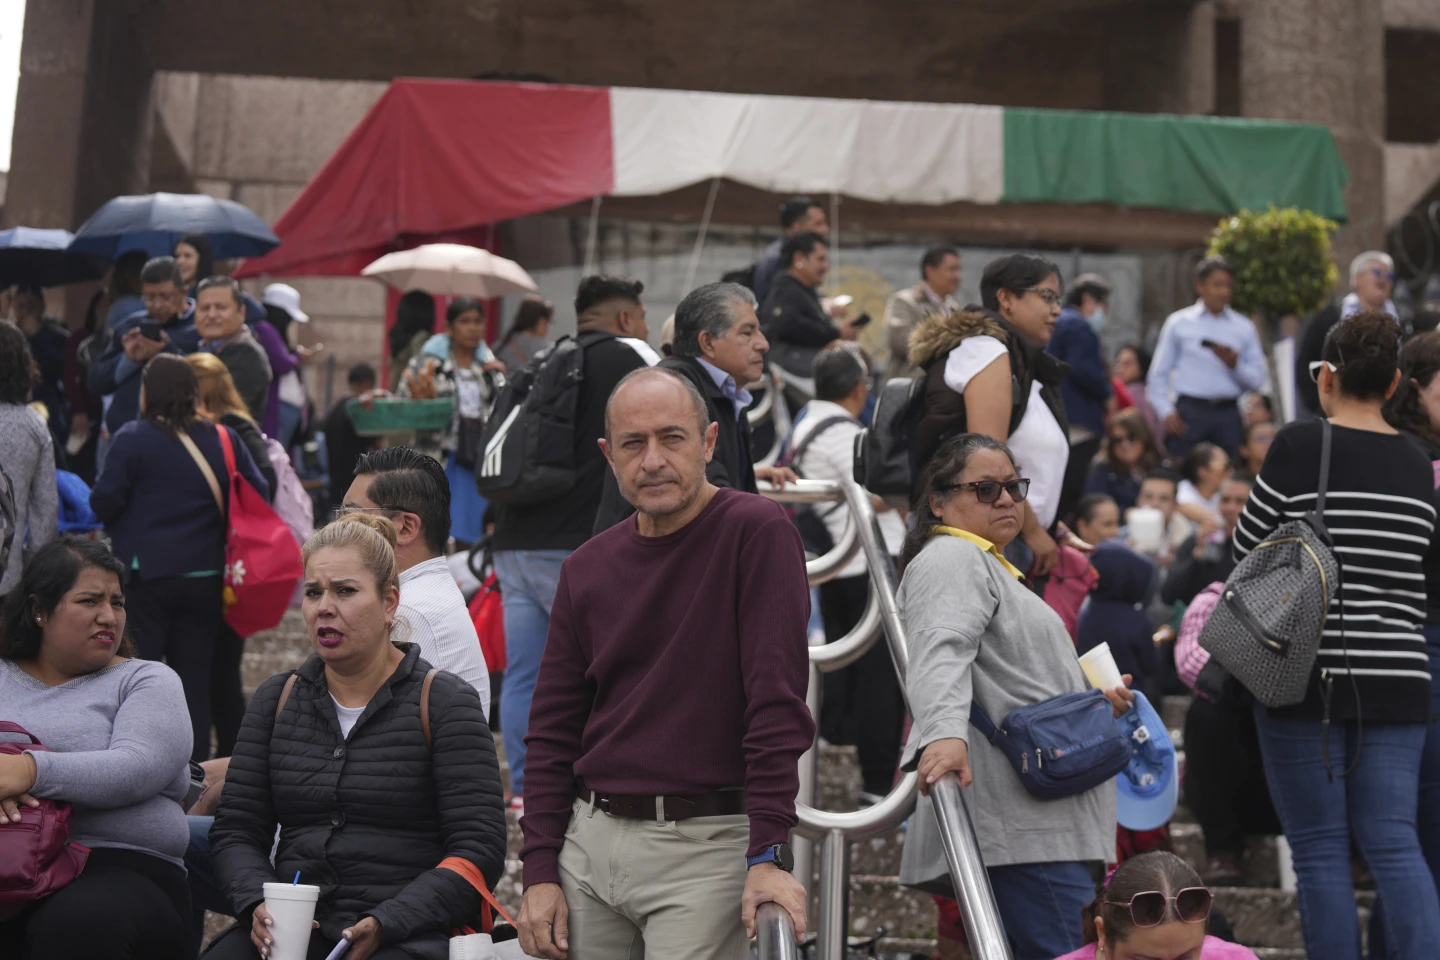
[604,367,711,442]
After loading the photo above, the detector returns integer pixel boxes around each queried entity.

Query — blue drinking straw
[293,870,301,885]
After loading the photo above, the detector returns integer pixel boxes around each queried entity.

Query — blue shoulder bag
[969,690,1130,801]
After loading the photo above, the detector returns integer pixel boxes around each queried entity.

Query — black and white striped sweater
[1234,419,1438,723]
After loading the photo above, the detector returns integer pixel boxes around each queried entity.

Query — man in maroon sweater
[517,367,814,958]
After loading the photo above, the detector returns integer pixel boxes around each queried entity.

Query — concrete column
[5,1,155,321]
[1239,0,1385,263]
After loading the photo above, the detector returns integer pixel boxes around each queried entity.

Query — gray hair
[671,282,758,358]
[604,366,712,440]
[1350,250,1394,286]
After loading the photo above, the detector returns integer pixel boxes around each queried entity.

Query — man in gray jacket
[194,277,272,423]
[883,246,961,380]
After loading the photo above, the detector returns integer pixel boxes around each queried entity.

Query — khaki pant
[557,797,750,959]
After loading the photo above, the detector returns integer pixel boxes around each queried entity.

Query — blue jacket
[90,418,270,579]
[1077,540,1159,699]
[1046,307,1110,435]
[1085,461,1142,513]
[89,304,200,433]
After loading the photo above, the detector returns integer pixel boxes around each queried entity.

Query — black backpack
[853,376,926,509]
[777,415,853,556]
[475,331,614,507]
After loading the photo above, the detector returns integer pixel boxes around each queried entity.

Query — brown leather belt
[577,786,746,822]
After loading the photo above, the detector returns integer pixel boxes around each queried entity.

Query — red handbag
[182,424,304,638]
[0,722,89,914]
[468,573,507,672]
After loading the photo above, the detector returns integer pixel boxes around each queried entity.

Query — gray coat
[897,533,1114,894]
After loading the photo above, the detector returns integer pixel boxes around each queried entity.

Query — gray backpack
[1199,420,1340,708]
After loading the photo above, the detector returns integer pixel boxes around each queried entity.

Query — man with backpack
[592,282,795,534]
[787,345,906,804]
[486,275,657,810]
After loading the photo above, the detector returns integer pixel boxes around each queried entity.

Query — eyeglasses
[330,504,400,522]
[143,291,182,305]
[1104,887,1213,927]
[1369,267,1396,283]
[1109,434,1137,446]
[938,478,1031,504]
[1021,288,1062,306]
[1308,360,1338,382]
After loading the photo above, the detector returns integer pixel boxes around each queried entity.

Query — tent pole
[683,178,722,294]
[829,193,840,271]
[582,196,603,276]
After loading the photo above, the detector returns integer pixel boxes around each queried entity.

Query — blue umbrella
[68,192,280,261]
[0,227,110,287]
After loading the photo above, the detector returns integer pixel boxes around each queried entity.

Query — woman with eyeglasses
[1054,851,1258,959]
[897,433,1132,960]
[1234,310,1440,958]
[1085,409,1162,513]
[909,254,1078,577]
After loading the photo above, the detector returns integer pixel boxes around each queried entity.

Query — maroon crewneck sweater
[519,488,815,888]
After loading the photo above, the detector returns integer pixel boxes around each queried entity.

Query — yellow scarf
[933,526,1026,580]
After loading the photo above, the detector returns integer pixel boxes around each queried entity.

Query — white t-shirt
[398,557,491,710]
[790,399,908,579]
[1177,479,1221,518]
[332,696,365,738]
[943,337,1069,529]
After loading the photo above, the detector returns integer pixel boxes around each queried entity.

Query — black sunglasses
[938,478,1030,504]
[1105,887,1213,927]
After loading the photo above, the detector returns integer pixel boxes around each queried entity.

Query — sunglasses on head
[1308,359,1338,383]
[938,478,1031,504]
[1105,887,1213,928]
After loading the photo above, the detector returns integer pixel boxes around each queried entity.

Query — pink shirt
[1054,936,1259,960]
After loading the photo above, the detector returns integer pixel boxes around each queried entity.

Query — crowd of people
[0,197,1435,960]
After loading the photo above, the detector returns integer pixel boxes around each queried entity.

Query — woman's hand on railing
[742,863,807,940]
[754,465,798,488]
[917,738,972,795]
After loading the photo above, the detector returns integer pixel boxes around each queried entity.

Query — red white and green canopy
[237,79,1349,279]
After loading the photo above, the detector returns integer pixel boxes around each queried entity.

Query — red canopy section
[236,79,614,278]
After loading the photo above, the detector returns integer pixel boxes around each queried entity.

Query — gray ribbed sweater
[0,657,192,866]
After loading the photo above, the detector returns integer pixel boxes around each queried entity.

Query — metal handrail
[760,480,861,587]
[757,476,1014,960]
[755,902,800,960]
[748,370,793,467]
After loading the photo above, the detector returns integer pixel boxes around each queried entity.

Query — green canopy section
[1001,108,1349,222]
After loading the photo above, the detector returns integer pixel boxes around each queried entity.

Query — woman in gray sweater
[0,537,193,960]
[897,434,1127,960]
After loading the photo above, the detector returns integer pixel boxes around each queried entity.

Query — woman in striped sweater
[1233,310,1440,959]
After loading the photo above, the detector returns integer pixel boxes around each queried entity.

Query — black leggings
[212,622,248,758]
[0,847,191,960]
[127,573,225,762]
[203,924,427,960]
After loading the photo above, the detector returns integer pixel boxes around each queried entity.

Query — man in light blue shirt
[1147,256,1266,458]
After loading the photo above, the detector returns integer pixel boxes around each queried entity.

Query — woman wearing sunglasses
[908,253,1077,578]
[1235,310,1440,958]
[896,433,1133,960]
[1086,409,1163,513]
[1057,851,1258,960]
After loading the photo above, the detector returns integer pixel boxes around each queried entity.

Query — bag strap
[420,667,438,750]
[0,720,41,744]
[274,673,299,721]
[178,431,225,517]
[214,421,239,480]
[1316,418,1333,519]
[789,416,853,468]
[438,855,515,932]
[967,702,1001,743]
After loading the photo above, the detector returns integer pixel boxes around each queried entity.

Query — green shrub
[1207,206,1339,321]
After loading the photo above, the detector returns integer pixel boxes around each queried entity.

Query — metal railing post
[930,775,1012,960]
[755,902,800,960]
[792,662,820,906]
[815,828,850,960]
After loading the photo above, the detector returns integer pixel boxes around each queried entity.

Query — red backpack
[0,722,89,915]
[182,424,303,637]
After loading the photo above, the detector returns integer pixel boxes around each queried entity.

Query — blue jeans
[494,549,570,797]
[185,816,230,956]
[1254,703,1440,960]
[986,860,1093,960]
[277,401,303,451]
[1369,629,1440,959]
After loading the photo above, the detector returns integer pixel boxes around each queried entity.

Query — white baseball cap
[262,283,309,323]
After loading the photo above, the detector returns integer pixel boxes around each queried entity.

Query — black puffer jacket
[211,644,506,958]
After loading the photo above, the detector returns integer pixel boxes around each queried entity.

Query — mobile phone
[139,320,163,342]
[1200,339,1222,350]
[849,312,873,329]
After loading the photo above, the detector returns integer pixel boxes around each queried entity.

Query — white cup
[1078,642,1125,693]
[262,882,321,960]
[1127,507,1165,554]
